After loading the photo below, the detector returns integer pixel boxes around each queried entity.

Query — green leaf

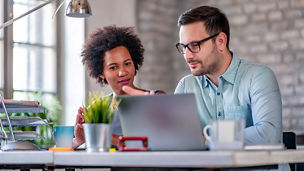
[82,92,119,124]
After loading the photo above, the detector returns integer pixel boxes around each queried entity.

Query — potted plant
[82,92,119,152]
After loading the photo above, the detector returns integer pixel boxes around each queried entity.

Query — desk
[1,150,304,169]
[0,151,52,170]
[53,150,304,169]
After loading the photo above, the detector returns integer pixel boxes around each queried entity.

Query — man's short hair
[178,6,230,49]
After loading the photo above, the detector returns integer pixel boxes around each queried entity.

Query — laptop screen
[117,94,206,151]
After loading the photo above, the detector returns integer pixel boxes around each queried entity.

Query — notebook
[117,94,206,151]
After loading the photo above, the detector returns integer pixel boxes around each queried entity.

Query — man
[174,6,282,145]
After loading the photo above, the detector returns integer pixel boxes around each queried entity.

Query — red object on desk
[118,136,149,151]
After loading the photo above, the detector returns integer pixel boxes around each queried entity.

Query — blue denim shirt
[175,54,282,145]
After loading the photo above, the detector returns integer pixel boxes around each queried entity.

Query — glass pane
[13,0,55,46]
[0,41,3,89]
[13,45,56,92]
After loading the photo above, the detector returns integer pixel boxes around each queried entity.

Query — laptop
[117,94,206,151]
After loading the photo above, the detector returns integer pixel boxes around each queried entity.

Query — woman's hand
[122,86,165,95]
[72,107,85,149]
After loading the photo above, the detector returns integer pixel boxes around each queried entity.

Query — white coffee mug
[203,119,245,150]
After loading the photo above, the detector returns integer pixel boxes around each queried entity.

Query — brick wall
[136,0,304,134]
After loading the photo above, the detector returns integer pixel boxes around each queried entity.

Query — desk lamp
[0,0,91,151]
[0,0,91,30]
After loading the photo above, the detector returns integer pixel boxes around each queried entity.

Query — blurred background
[0,0,303,138]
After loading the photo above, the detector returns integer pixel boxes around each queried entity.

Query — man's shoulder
[239,58,274,75]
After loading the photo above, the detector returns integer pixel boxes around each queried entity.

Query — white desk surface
[53,149,304,168]
[0,151,53,165]
[1,149,304,168]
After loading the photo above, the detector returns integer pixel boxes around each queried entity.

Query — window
[1,0,85,126]
[13,0,56,100]
[1,0,57,101]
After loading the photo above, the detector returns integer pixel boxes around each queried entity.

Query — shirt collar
[201,52,240,87]
[221,53,240,85]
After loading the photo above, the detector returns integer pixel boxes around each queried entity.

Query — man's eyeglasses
[176,33,219,54]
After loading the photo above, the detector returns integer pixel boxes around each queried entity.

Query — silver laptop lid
[117,94,205,151]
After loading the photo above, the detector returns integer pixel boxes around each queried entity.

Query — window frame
[1,0,58,99]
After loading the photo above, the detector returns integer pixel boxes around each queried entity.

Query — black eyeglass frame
[176,33,220,54]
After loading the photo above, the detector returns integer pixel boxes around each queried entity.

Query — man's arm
[245,67,282,144]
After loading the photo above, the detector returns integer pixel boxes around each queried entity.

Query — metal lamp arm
[0,0,56,30]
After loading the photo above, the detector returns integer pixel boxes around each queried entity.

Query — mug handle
[203,125,212,142]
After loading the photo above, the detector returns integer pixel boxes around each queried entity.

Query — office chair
[283,132,296,171]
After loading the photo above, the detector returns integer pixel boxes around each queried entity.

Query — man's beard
[188,44,218,76]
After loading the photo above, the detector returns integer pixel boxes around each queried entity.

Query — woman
[73,26,165,149]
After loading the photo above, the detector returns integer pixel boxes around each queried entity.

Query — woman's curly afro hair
[82,25,144,85]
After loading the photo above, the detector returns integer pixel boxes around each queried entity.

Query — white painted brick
[277,0,290,9]
[291,0,304,8]
[283,119,292,130]
[268,11,283,21]
[280,86,294,96]
[285,9,302,19]
[243,3,257,13]
[250,44,267,53]
[283,107,292,116]
[229,15,248,25]
[257,2,276,12]
[234,44,249,54]
[289,39,304,50]
[223,6,242,15]
[257,53,282,64]
[300,74,304,83]
[296,52,304,60]
[264,32,279,42]
[284,97,304,106]
[159,0,178,7]
[294,19,304,28]
[245,35,261,43]
[283,53,295,63]
[269,64,293,75]
[214,0,234,5]
[245,23,268,33]
[269,21,289,31]
[251,13,267,22]
[269,41,288,51]
[281,30,300,40]
[291,107,304,118]
[278,74,294,86]
[158,5,178,17]
[295,86,304,95]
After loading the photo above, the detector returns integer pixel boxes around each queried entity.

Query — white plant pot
[83,123,112,152]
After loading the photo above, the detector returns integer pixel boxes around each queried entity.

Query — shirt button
[217,92,221,95]
[218,112,222,117]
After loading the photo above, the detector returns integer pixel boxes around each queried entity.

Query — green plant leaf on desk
[83,92,119,124]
